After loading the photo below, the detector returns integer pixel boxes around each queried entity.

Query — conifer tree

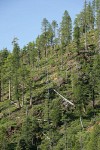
[0,49,9,102]
[73,18,80,50]
[51,20,58,46]
[27,42,36,68]
[86,1,95,30]
[4,53,13,101]
[12,38,21,108]
[36,35,41,61]
[60,10,72,46]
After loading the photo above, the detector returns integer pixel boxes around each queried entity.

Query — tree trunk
[30,96,32,107]
[80,116,84,130]
[15,85,21,109]
[9,79,11,101]
[17,99,21,109]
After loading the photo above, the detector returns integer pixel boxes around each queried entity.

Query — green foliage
[50,99,62,127]
[87,124,100,150]
[60,10,72,46]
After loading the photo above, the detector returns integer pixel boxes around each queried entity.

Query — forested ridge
[0,0,100,149]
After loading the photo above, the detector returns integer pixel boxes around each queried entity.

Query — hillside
[0,0,100,149]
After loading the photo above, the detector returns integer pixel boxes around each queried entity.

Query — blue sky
[0,0,89,51]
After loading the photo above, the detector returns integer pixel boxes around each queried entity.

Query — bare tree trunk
[14,75,21,109]
[30,96,32,107]
[16,86,21,109]
[17,96,21,109]
[80,116,84,130]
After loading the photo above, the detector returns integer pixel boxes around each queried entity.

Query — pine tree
[36,35,41,61]
[86,1,95,30]
[12,38,21,108]
[27,42,36,68]
[51,20,58,46]
[60,10,72,47]
[50,99,61,128]
[0,49,9,102]
[73,18,80,50]
[4,53,13,101]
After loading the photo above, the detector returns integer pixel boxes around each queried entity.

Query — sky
[0,0,89,51]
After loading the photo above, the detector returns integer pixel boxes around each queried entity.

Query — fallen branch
[53,89,74,106]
